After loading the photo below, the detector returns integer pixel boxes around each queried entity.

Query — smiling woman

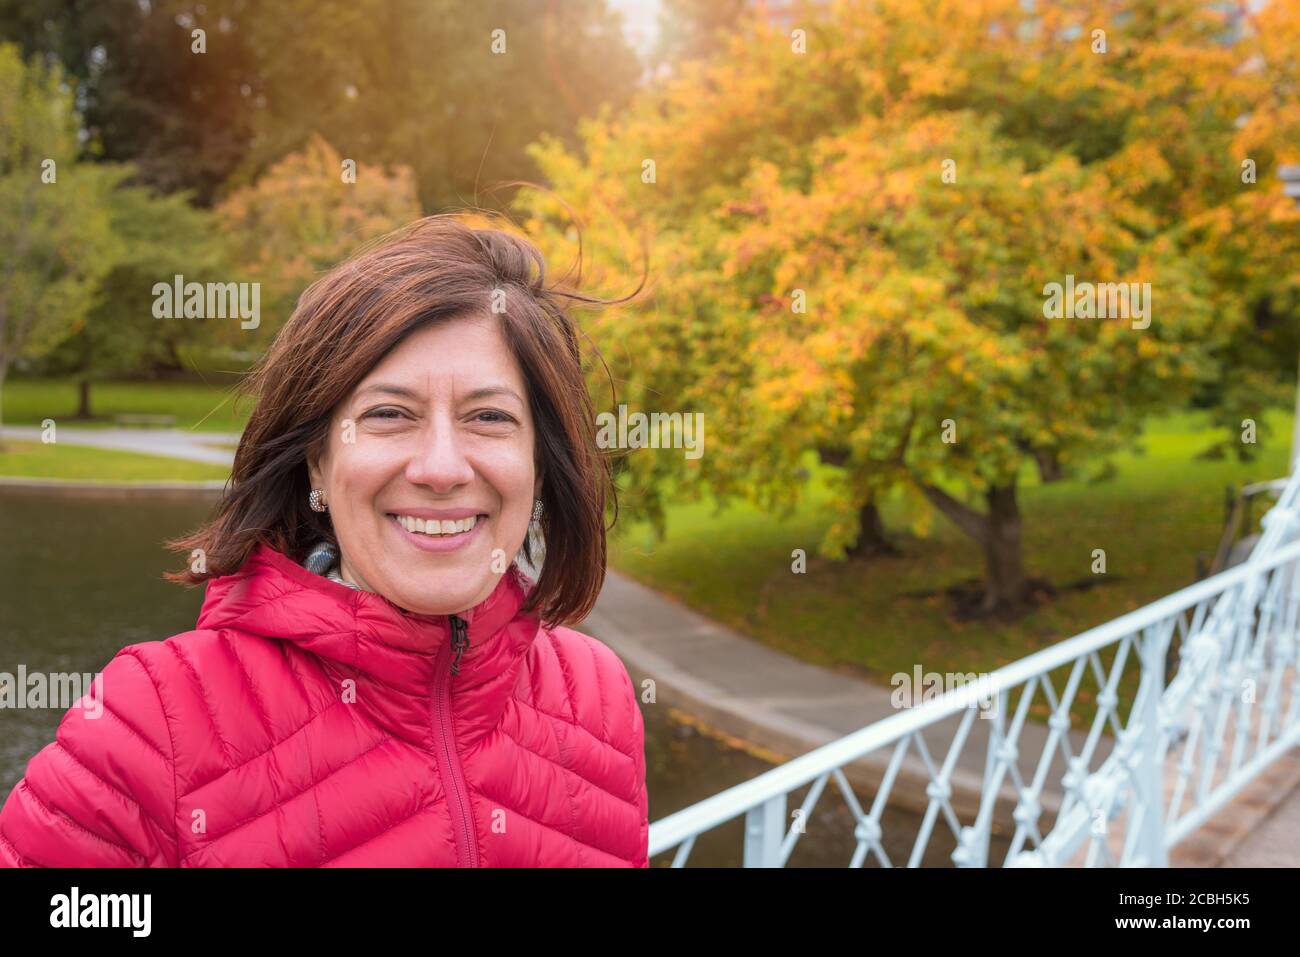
[0,213,650,868]
[306,317,542,615]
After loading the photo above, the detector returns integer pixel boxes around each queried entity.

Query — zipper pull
[449,614,469,676]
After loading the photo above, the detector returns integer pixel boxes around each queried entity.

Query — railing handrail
[648,528,1300,857]
[1240,477,1288,497]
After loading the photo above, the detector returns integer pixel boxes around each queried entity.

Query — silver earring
[530,499,543,524]
[309,488,328,512]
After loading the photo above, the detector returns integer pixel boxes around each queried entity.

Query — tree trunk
[980,484,1025,613]
[917,478,1029,615]
[816,447,901,559]
[845,499,899,558]
[0,359,7,453]
[1034,448,1063,483]
[75,379,93,419]
[816,445,849,467]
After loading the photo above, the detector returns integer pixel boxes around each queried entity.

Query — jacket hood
[196,542,542,749]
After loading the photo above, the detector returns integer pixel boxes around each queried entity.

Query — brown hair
[168,212,637,626]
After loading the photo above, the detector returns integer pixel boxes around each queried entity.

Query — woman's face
[307,314,540,616]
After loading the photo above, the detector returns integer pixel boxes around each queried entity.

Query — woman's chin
[383,575,493,617]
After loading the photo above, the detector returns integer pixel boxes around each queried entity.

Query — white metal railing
[648,466,1300,866]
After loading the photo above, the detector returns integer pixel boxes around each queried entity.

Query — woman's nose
[404,419,475,491]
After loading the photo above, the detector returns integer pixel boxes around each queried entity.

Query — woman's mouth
[386,513,489,553]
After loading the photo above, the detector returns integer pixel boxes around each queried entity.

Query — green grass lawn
[609,409,1293,723]
[2,377,250,432]
[0,440,231,481]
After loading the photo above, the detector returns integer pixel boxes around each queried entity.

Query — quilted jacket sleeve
[0,647,178,867]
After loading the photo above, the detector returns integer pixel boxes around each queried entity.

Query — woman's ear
[306,440,326,490]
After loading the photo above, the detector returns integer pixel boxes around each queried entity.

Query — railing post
[743,794,786,867]
[1134,629,1169,867]
[954,694,1005,867]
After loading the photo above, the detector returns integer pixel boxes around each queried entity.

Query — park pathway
[0,425,239,466]
[1220,777,1300,866]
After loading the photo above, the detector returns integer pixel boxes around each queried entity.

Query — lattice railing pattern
[648,470,1300,867]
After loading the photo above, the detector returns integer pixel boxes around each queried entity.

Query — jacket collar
[196,542,542,750]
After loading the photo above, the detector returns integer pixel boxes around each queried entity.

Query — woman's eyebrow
[354,382,522,404]
[462,386,523,404]
[355,383,419,400]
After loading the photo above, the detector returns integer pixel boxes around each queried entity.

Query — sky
[607,0,663,58]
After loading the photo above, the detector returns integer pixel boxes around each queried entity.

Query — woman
[0,215,648,867]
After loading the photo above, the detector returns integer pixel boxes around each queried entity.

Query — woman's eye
[475,410,514,424]
[364,408,405,420]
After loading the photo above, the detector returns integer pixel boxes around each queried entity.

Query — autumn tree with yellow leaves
[216,134,422,349]
[516,0,1300,614]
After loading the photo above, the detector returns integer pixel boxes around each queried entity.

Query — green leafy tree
[38,184,226,416]
[0,0,641,211]
[230,0,642,212]
[0,43,124,442]
[0,0,257,205]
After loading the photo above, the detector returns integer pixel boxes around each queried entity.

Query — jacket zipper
[433,613,479,867]
[449,613,470,676]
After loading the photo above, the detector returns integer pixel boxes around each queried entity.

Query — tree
[0,0,258,205]
[0,1,641,212]
[215,132,422,349]
[652,0,751,67]
[37,184,226,415]
[1187,0,1300,458]
[515,0,1299,614]
[232,0,641,212]
[0,43,123,443]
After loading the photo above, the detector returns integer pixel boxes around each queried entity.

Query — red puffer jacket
[0,543,648,867]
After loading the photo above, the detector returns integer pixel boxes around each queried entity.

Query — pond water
[0,489,1006,867]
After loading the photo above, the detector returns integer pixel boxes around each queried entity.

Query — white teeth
[394,514,479,536]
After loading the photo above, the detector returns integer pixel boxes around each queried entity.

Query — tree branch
[915,481,990,544]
